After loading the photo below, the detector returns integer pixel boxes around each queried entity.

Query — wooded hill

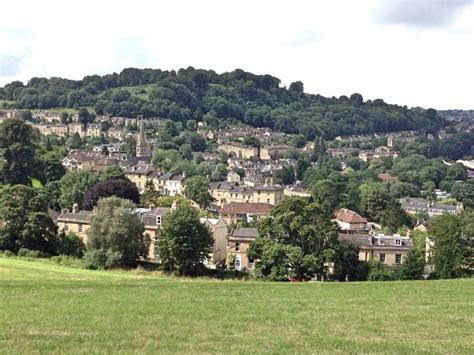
[0,67,443,139]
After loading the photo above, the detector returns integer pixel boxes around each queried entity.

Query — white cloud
[0,0,473,109]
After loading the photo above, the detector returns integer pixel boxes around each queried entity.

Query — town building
[378,173,398,184]
[200,218,228,269]
[334,208,413,266]
[399,197,463,216]
[219,202,272,225]
[210,182,284,207]
[136,119,151,158]
[226,227,259,271]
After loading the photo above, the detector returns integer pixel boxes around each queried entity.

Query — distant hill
[0,67,443,139]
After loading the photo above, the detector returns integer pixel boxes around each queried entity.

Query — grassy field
[0,257,473,354]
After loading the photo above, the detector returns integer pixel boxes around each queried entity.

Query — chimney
[72,203,79,214]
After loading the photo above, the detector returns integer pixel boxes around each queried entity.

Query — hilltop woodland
[1,67,443,139]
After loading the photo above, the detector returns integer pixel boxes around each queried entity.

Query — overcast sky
[1,0,473,109]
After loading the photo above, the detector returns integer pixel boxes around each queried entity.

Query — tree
[360,183,392,220]
[274,166,295,185]
[0,117,41,185]
[60,112,71,125]
[431,214,472,278]
[184,176,214,208]
[41,151,66,182]
[85,197,148,269]
[78,108,91,127]
[289,81,304,92]
[394,249,425,280]
[248,197,340,281]
[59,171,103,209]
[67,132,82,149]
[82,178,140,211]
[158,205,213,275]
[379,200,410,233]
[0,185,58,253]
[212,163,228,181]
[451,181,474,208]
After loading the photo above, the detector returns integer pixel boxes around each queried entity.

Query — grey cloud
[374,0,474,28]
[0,54,27,76]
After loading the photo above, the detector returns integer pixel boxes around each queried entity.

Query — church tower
[136,119,151,158]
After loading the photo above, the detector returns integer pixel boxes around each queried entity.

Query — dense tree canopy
[248,197,341,281]
[0,118,41,184]
[157,205,213,275]
[85,197,148,269]
[82,178,140,211]
[0,185,58,254]
[0,67,444,138]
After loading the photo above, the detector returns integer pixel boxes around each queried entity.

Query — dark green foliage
[274,166,295,185]
[56,231,85,258]
[249,197,340,281]
[82,178,140,211]
[85,197,149,269]
[394,249,425,280]
[431,213,473,279]
[0,185,58,254]
[59,170,103,209]
[158,205,214,275]
[184,176,214,208]
[1,67,443,138]
[0,118,41,185]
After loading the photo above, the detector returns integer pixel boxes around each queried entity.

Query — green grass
[1,257,473,354]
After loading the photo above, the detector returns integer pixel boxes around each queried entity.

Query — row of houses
[400,197,463,216]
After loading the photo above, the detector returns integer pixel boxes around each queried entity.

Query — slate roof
[229,227,259,239]
[57,210,92,223]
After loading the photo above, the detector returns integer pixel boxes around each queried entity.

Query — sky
[1,0,473,109]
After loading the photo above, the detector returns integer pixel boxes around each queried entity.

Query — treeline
[0,67,443,139]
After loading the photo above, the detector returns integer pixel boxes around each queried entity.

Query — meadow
[0,257,473,354]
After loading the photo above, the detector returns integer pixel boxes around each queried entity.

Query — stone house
[226,227,259,271]
[219,202,272,225]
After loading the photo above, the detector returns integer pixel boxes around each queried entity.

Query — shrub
[17,248,31,257]
[51,255,87,269]
[3,250,14,257]
[84,249,123,270]
[56,231,85,258]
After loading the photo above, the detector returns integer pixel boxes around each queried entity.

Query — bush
[17,248,31,257]
[51,255,87,269]
[367,261,395,281]
[3,250,14,257]
[84,249,123,270]
[56,232,85,258]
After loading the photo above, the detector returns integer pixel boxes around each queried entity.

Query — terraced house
[210,182,284,207]
[334,208,413,266]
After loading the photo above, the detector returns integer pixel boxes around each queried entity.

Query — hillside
[1,257,473,353]
[0,67,443,139]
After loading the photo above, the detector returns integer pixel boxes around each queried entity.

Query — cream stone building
[334,208,413,266]
[226,227,259,271]
[209,182,284,207]
[200,218,228,268]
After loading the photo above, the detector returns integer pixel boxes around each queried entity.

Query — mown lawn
[0,257,473,354]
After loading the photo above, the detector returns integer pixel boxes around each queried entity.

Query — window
[156,216,161,225]
[379,253,386,263]
[78,224,83,233]
[395,254,402,264]
[64,224,69,232]
[235,242,241,252]
[395,239,402,246]
[234,255,241,271]
[267,198,270,203]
